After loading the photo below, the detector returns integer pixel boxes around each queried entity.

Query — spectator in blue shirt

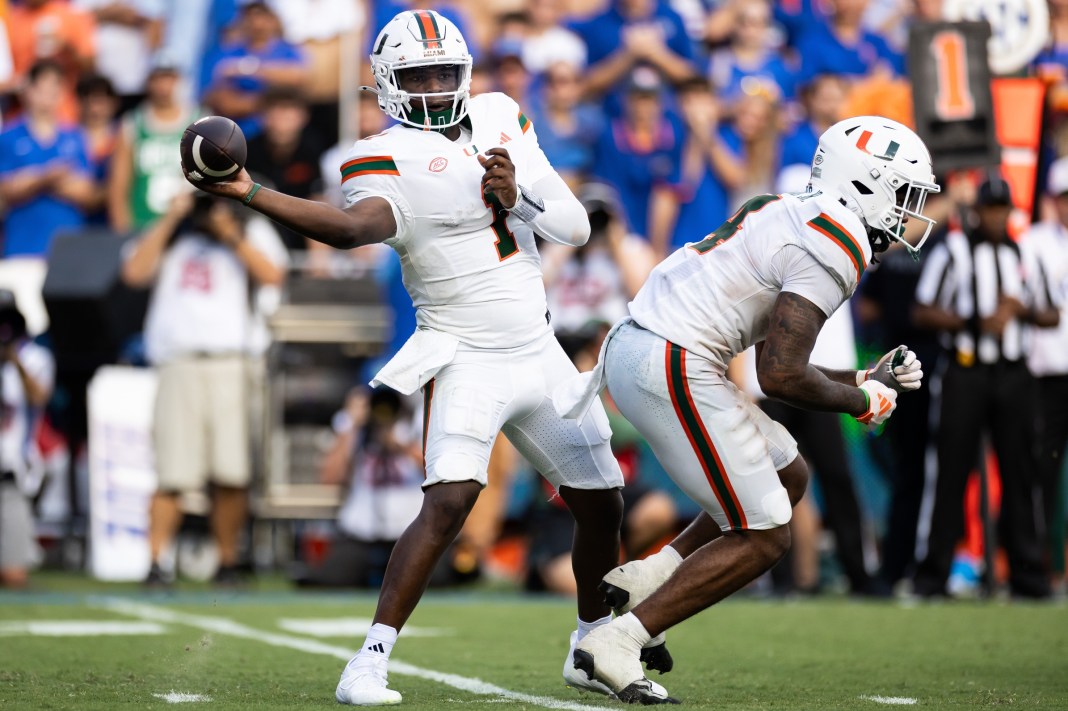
[202,0,307,138]
[75,72,118,225]
[668,76,746,254]
[794,0,903,85]
[0,60,94,259]
[177,0,240,99]
[773,0,831,47]
[779,73,847,169]
[707,0,796,104]
[491,38,533,108]
[592,67,684,244]
[529,60,604,190]
[572,0,696,115]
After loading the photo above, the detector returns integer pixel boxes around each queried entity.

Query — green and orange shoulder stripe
[517,110,533,135]
[805,211,868,283]
[340,155,400,184]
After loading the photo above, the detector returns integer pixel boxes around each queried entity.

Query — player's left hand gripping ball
[856,380,898,427]
[861,345,923,393]
[478,147,518,208]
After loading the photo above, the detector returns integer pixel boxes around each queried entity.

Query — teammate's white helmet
[810,116,941,258]
[367,10,472,130]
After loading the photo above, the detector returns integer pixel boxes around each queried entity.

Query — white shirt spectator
[522,28,587,74]
[272,0,363,43]
[335,417,424,542]
[141,217,288,365]
[1021,220,1068,376]
[0,341,54,489]
[546,246,628,335]
[73,0,166,96]
[0,18,14,100]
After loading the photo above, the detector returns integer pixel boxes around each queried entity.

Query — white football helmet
[366,10,472,130]
[810,116,941,258]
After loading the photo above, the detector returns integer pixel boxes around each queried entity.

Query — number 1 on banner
[932,30,976,121]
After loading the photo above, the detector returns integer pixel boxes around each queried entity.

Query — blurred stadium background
[0,0,1066,707]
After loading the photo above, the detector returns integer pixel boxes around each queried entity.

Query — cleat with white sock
[600,552,680,675]
[335,654,402,706]
[572,623,678,705]
[563,631,616,697]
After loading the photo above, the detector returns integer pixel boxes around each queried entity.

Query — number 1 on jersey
[484,193,519,260]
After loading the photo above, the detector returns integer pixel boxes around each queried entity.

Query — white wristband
[508,185,545,223]
[855,369,870,387]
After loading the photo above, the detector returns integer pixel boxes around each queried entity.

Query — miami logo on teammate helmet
[366,10,473,130]
[810,117,941,258]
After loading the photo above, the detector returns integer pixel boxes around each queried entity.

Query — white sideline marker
[96,599,616,711]
[153,692,212,703]
[277,617,446,638]
[860,695,918,705]
[0,621,166,637]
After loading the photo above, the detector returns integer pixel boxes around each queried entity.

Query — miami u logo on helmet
[847,126,901,162]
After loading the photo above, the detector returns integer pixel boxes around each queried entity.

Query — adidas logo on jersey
[499,132,511,143]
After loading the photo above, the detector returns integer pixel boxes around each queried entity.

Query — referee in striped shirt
[911,175,1059,599]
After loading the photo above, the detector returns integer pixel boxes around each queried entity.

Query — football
[180,115,247,184]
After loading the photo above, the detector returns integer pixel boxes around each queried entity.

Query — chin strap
[867,226,891,254]
[406,107,455,133]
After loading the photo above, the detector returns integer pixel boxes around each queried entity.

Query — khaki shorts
[604,322,798,532]
[0,480,35,569]
[153,356,251,491]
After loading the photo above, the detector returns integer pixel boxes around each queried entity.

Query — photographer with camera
[296,387,466,589]
[121,190,287,587]
[542,182,657,341]
[0,291,54,588]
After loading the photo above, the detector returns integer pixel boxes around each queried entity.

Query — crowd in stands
[0,0,1065,599]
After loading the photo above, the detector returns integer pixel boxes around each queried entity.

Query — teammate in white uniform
[554,116,940,703]
[184,9,659,706]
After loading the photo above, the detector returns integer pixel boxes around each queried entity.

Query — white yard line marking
[277,617,447,638]
[0,621,166,636]
[152,692,212,703]
[96,598,616,711]
[859,695,918,705]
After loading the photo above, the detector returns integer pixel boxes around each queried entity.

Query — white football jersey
[629,190,872,371]
[341,93,556,349]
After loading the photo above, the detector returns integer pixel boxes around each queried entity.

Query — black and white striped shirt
[915,229,1050,365]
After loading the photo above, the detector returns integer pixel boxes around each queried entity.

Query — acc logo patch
[429,157,448,172]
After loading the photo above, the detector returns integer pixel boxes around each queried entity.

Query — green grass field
[0,577,1065,710]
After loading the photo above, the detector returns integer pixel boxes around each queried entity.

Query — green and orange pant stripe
[664,342,748,530]
[422,378,435,470]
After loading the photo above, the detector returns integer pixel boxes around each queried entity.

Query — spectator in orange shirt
[7,0,95,124]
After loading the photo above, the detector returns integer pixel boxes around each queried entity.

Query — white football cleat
[572,623,678,705]
[563,631,615,697]
[335,654,402,706]
[600,554,680,674]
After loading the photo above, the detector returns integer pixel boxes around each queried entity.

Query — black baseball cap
[976,175,1013,207]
